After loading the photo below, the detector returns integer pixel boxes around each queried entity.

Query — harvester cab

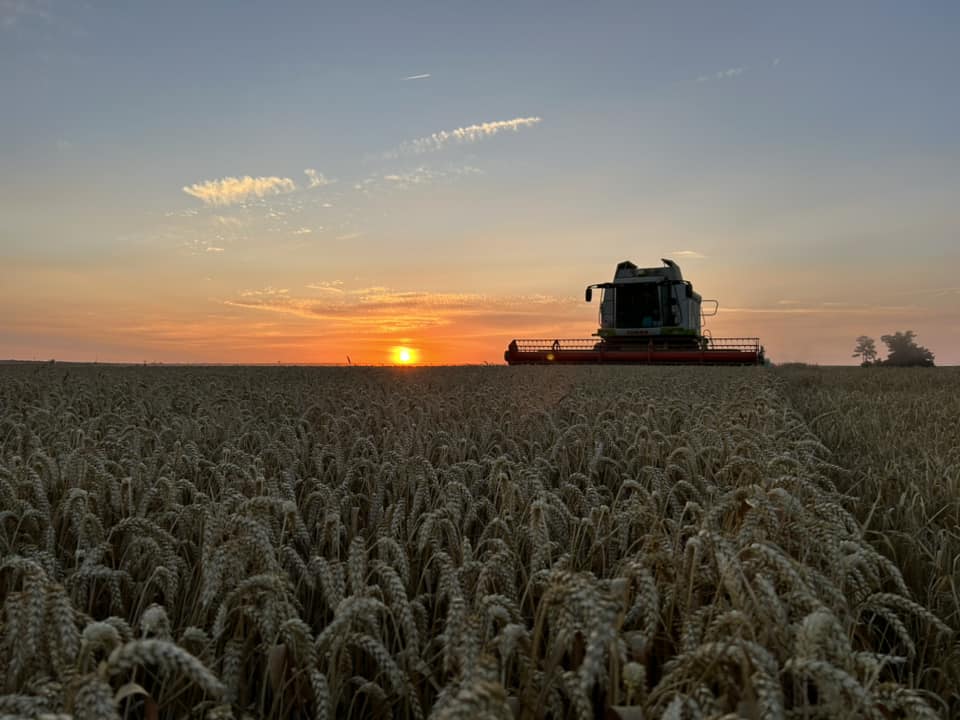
[505,258,764,365]
[585,259,707,348]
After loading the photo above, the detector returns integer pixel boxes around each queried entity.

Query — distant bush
[851,331,935,367]
[881,330,935,367]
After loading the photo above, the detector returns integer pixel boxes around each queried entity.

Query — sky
[2,1,959,365]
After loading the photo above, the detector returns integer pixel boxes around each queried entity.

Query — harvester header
[504,258,764,365]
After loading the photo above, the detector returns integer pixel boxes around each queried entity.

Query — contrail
[404,73,431,80]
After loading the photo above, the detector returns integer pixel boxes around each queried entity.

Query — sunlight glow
[391,346,417,364]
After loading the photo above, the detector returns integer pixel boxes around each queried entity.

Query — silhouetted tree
[852,336,878,366]
[880,330,935,367]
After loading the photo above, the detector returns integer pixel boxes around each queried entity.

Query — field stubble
[0,364,955,719]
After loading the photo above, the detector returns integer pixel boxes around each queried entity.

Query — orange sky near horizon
[4,255,957,366]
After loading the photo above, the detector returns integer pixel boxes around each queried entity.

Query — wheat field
[0,364,955,719]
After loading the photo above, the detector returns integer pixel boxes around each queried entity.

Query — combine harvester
[505,258,765,365]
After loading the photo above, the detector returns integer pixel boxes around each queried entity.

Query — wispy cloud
[352,178,377,192]
[304,168,333,188]
[350,164,483,197]
[336,231,363,241]
[404,73,431,81]
[672,250,707,260]
[377,164,483,190]
[292,227,313,235]
[240,286,289,298]
[892,286,960,298]
[127,207,247,257]
[724,303,921,315]
[213,215,243,228]
[697,67,745,83]
[180,234,230,256]
[383,168,439,185]
[164,208,200,218]
[183,175,297,206]
[223,285,583,335]
[385,116,542,158]
[306,280,344,294]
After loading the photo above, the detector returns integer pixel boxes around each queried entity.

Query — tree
[852,335,878,366]
[880,330,935,367]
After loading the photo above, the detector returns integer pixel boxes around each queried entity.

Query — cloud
[697,67,745,83]
[893,286,960,297]
[353,164,483,194]
[292,227,313,235]
[182,175,297,206]
[383,170,434,184]
[385,116,542,158]
[240,287,289,298]
[304,168,333,188]
[404,73,431,80]
[671,250,707,260]
[223,285,583,335]
[380,165,482,189]
[164,208,200,218]
[336,231,363,241]
[306,281,344,294]
[176,233,230,256]
[213,215,243,228]
[723,303,921,315]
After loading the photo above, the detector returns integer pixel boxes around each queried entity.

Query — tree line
[852,331,935,367]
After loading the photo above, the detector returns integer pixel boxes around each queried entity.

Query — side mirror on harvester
[585,287,592,302]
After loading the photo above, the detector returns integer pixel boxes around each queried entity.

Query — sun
[391,346,417,365]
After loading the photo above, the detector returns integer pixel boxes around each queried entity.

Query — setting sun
[391,346,417,365]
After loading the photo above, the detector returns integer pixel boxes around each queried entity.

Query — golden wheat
[0,364,954,718]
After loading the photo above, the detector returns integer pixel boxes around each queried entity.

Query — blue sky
[3,1,959,363]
